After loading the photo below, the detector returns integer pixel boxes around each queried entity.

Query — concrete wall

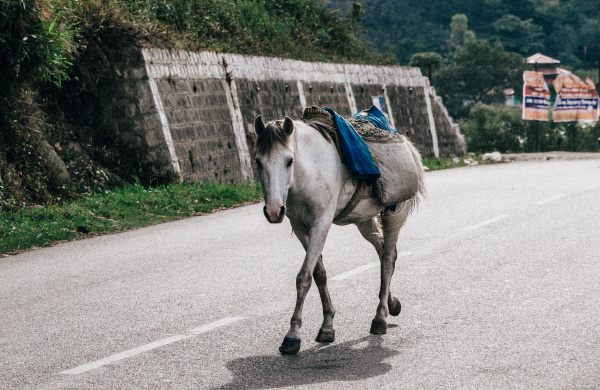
[105,48,465,183]
[95,49,176,182]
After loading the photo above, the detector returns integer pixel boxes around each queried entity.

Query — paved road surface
[1,158,599,389]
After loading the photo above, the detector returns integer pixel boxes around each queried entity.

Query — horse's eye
[255,158,262,168]
[286,158,294,167]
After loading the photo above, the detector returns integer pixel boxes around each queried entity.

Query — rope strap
[333,181,367,222]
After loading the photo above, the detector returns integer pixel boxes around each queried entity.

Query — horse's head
[254,115,295,224]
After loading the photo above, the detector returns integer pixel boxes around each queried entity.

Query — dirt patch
[502,151,600,162]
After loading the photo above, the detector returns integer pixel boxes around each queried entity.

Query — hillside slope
[329,0,600,70]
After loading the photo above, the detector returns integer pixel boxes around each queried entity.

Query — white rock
[482,152,502,162]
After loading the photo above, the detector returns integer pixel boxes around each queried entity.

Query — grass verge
[422,155,498,171]
[1,182,262,256]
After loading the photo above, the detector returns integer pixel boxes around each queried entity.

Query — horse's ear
[254,115,266,137]
[283,116,294,138]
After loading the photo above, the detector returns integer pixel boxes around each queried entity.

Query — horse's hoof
[279,336,301,355]
[370,318,387,334]
[315,327,335,343]
[389,297,402,316]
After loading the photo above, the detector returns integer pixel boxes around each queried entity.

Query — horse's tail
[404,137,427,213]
[377,137,426,234]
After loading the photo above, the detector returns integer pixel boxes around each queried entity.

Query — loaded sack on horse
[301,105,421,219]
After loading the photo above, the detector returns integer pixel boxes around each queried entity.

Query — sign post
[522,71,550,151]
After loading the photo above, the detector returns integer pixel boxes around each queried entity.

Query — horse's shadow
[215,334,400,389]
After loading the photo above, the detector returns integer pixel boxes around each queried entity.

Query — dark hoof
[315,327,335,343]
[279,336,301,355]
[370,318,387,335]
[389,296,401,316]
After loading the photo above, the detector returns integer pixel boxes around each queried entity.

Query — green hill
[329,0,600,70]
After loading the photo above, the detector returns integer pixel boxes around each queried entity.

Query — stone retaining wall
[102,48,465,183]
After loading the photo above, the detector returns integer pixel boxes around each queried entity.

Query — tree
[434,39,525,119]
[492,14,544,55]
[450,14,475,48]
[346,2,365,35]
[408,52,443,81]
[580,18,600,68]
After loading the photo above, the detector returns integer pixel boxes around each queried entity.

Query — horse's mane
[304,120,336,144]
[254,120,290,156]
[254,119,335,155]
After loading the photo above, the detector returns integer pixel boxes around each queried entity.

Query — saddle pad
[303,106,418,206]
[365,140,419,206]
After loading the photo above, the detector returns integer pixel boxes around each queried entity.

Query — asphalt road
[1,158,600,389]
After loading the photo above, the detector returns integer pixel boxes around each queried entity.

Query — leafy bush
[116,0,378,63]
[461,103,600,154]
[0,0,77,92]
[563,121,600,152]
[435,39,525,119]
[460,103,528,153]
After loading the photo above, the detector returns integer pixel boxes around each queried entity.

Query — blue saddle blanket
[352,105,398,134]
[322,105,396,185]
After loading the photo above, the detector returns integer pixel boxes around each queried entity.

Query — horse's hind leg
[362,209,408,334]
[356,218,402,324]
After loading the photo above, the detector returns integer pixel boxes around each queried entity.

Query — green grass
[0,181,262,256]
[422,155,498,171]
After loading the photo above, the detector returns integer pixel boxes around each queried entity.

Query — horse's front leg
[280,220,332,355]
[290,222,336,344]
[313,256,336,343]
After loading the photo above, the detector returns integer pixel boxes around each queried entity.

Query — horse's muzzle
[264,205,286,224]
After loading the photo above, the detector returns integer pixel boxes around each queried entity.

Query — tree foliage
[408,52,443,80]
[434,38,525,119]
[461,104,600,153]
[460,103,527,153]
[450,14,475,48]
[0,0,77,93]
[328,0,600,69]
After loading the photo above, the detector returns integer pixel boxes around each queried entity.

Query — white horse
[254,115,425,355]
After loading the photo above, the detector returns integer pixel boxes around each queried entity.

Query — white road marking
[460,215,509,232]
[330,251,413,281]
[187,316,243,335]
[59,335,193,375]
[330,262,378,281]
[60,317,244,375]
[534,194,566,205]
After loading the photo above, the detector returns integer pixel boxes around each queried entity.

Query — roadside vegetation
[460,104,600,154]
[422,155,485,171]
[331,3,600,155]
[0,181,262,256]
